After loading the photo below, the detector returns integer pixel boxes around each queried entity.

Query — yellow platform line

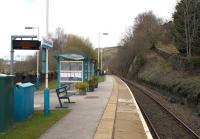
[93,77,119,139]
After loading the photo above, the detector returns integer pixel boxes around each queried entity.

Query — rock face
[127,55,144,79]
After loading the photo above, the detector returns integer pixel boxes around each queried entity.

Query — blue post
[42,48,49,116]
[56,57,60,88]
[82,60,85,81]
[42,47,46,74]
[36,76,40,90]
[44,88,50,116]
[94,62,97,76]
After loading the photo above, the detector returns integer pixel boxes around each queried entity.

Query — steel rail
[137,99,161,139]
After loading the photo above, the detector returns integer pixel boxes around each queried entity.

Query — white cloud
[0,0,178,59]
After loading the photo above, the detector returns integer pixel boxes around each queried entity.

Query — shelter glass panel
[60,61,83,82]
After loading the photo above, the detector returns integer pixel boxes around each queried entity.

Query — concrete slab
[38,75,113,139]
[113,77,151,139]
[93,77,118,139]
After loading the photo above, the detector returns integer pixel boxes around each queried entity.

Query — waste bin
[0,74,14,132]
[14,82,34,121]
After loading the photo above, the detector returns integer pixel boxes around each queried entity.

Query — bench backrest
[56,85,70,95]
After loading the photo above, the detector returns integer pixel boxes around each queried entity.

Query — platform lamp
[98,33,108,75]
[25,26,40,90]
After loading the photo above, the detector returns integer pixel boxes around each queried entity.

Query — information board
[60,61,83,82]
[13,40,41,50]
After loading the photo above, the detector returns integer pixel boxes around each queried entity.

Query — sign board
[60,61,83,82]
[42,38,53,49]
[13,40,41,50]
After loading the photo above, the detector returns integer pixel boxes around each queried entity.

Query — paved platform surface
[38,76,113,139]
[113,77,151,139]
[93,76,152,139]
[36,75,152,139]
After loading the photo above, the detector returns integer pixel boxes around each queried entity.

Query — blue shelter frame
[54,52,96,88]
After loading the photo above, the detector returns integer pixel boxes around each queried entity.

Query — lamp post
[44,0,49,116]
[25,27,40,90]
[98,33,108,74]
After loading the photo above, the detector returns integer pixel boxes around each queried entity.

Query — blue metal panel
[44,88,50,116]
[0,75,14,132]
[14,83,34,121]
[42,47,46,74]
[35,77,40,90]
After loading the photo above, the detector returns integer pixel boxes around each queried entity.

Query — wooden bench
[56,85,75,108]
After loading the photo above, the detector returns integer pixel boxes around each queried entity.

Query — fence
[14,72,57,84]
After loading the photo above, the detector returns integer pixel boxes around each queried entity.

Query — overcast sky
[0,0,179,59]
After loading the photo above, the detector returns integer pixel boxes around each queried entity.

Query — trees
[48,28,96,72]
[110,11,163,77]
[160,21,174,45]
[133,11,163,49]
[173,0,200,56]
[62,34,97,60]
[0,59,4,73]
[14,27,96,73]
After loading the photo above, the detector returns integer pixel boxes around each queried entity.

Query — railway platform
[37,75,152,139]
[93,76,152,139]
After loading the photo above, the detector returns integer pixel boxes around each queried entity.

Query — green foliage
[138,51,200,105]
[173,0,200,55]
[48,27,97,72]
[186,56,200,64]
[172,54,200,64]
[62,34,97,60]
[88,79,97,86]
[0,110,70,139]
[96,76,105,82]
[75,82,89,89]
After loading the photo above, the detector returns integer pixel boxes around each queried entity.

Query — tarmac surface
[36,75,152,139]
[38,76,113,139]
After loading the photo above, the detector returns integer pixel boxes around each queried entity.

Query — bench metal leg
[58,98,63,107]
[56,99,68,108]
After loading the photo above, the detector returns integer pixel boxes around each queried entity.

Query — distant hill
[100,46,119,71]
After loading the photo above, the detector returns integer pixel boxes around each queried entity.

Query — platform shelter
[54,52,96,88]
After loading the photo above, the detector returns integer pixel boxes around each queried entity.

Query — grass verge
[0,109,70,139]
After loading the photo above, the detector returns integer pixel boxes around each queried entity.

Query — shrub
[88,79,97,87]
[75,82,89,89]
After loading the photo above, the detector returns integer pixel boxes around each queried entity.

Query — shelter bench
[56,85,75,108]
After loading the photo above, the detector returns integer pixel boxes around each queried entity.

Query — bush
[88,79,97,87]
[96,76,105,82]
[75,82,89,89]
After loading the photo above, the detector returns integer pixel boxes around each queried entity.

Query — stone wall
[154,47,200,71]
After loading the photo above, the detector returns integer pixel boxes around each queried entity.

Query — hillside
[102,46,119,71]
[127,47,200,106]
[103,44,200,106]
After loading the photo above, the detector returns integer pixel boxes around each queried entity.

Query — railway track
[123,78,200,139]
